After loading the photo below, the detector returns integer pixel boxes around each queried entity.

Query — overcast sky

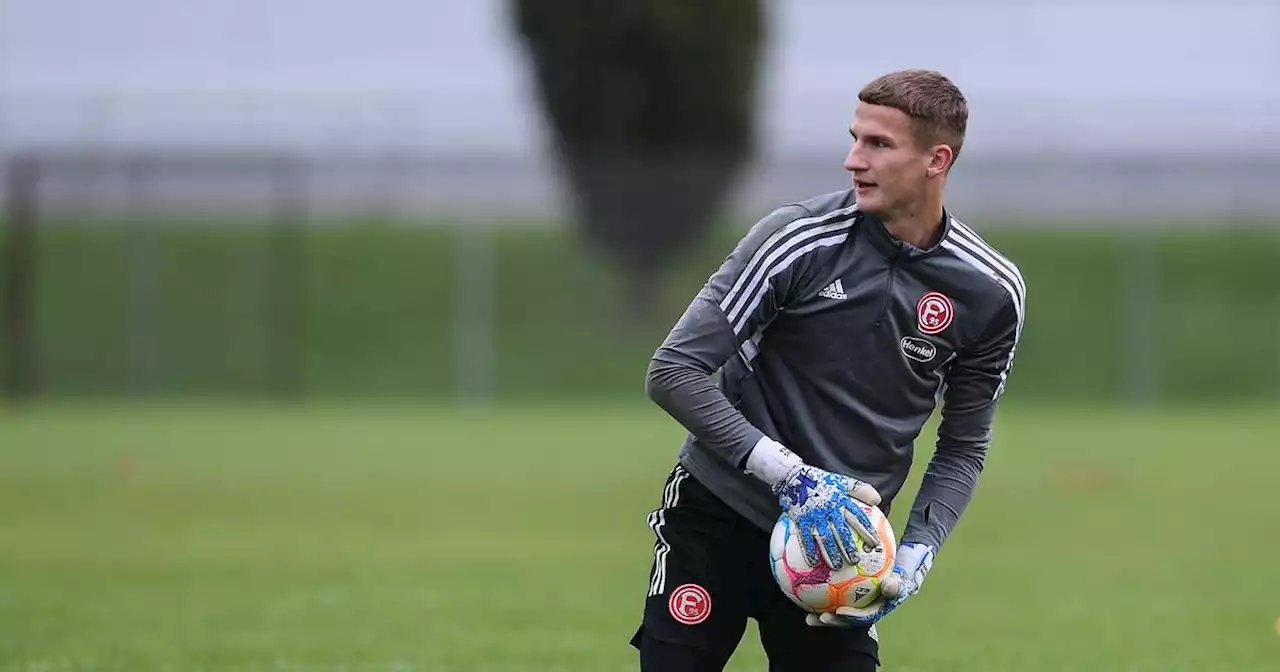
[2,0,1276,155]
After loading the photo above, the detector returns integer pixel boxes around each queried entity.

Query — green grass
[2,403,1279,670]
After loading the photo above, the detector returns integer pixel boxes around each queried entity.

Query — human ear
[926,145,953,177]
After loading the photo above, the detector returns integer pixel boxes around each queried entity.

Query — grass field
[2,402,1279,671]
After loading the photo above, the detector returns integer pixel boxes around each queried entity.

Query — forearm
[901,440,986,551]
[645,354,766,466]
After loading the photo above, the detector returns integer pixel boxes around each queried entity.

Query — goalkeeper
[631,69,1026,671]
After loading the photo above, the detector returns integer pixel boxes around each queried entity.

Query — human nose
[844,142,868,172]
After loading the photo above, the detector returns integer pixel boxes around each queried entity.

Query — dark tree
[511,0,765,317]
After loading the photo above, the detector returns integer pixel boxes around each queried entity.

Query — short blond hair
[859,69,968,166]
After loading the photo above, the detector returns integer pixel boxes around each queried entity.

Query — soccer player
[630,69,1026,671]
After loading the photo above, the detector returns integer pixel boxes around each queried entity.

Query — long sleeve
[645,201,858,468]
[902,290,1023,551]
[645,296,766,465]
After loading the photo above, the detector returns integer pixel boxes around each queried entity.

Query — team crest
[668,583,712,625]
[916,292,953,335]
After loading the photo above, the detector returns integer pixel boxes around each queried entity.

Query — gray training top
[645,188,1025,551]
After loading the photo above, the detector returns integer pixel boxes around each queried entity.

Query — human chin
[853,181,883,211]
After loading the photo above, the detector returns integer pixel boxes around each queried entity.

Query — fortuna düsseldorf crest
[668,583,711,625]
[917,292,953,335]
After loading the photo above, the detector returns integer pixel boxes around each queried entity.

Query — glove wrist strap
[744,436,803,487]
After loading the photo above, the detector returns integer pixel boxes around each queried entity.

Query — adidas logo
[818,279,848,300]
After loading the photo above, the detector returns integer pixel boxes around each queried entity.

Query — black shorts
[630,464,880,671]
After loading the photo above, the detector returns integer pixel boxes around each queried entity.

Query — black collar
[860,207,952,261]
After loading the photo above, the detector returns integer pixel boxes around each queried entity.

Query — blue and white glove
[745,437,883,570]
[805,541,936,628]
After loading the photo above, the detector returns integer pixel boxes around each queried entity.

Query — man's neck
[881,201,945,250]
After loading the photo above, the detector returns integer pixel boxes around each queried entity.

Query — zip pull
[874,262,898,328]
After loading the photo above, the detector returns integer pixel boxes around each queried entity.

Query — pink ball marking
[781,552,832,594]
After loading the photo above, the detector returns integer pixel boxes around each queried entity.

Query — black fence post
[3,155,39,400]
[269,156,308,397]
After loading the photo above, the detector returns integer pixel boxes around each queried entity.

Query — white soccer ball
[768,501,897,613]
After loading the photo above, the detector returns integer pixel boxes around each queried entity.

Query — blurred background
[4,0,1279,403]
[2,1,1279,670]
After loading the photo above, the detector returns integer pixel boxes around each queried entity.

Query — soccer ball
[768,502,897,613]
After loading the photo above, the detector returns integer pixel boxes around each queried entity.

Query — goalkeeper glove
[745,437,882,570]
[804,541,936,628]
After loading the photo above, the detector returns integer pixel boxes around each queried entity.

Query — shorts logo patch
[900,336,937,363]
[917,292,954,335]
[668,583,711,625]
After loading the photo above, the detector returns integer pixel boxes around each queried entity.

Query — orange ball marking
[825,576,870,609]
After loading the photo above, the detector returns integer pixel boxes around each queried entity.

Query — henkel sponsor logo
[901,336,937,363]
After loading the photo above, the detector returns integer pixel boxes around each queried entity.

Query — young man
[631,69,1026,670]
